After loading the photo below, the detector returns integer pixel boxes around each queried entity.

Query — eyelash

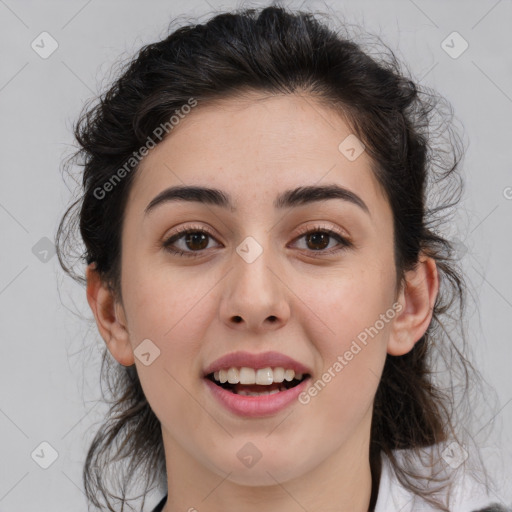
[162,224,352,258]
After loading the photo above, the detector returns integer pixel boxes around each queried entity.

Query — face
[111,92,401,486]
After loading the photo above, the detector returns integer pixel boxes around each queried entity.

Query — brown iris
[305,232,330,250]
[185,232,209,251]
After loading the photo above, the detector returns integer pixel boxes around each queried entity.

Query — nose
[219,236,291,333]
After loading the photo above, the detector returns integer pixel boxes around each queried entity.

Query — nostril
[233,316,242,323]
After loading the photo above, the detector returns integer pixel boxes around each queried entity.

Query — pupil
[186,232,208,250]
[307,233,328,250]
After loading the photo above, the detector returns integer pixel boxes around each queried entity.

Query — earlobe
[387,256,439,356]
[85,263,135,366]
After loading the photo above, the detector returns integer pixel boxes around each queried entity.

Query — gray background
[0,0,511,510]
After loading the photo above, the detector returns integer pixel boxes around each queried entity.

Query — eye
[162,224,352,258]
[162,226,221,258]
[291,225,352,255]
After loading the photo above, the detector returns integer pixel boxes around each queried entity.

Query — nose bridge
[234,232,280,299]
[220,230,289,330]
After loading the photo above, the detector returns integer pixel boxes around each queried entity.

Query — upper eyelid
[294,224,349,239]
[165,223,348,241]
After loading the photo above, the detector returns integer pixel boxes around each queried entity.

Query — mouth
[205,372,311,396]
[203,363,313,416]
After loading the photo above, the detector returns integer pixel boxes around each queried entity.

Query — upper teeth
[212,367,303,385]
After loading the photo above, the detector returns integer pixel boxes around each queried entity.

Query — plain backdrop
[0,0,511,510]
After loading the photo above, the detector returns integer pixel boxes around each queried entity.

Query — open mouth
[206,373,310,396]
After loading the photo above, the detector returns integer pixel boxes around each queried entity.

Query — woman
[56,4,510,511]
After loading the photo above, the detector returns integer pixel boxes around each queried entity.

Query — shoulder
[374,446,511,512]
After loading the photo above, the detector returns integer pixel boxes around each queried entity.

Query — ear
[387,255,439,356]
[86,263,135,366]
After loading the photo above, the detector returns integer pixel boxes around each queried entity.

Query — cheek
[298,290,391,452]
[121,259,216,343]
[296,262,394,409]
[119,263,218,408]
[301,260,396,350]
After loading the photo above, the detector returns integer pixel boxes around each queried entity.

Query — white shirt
[374,450,507,511]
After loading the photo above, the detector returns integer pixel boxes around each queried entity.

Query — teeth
[227,367,239,384]
[256,367,273,385]
[239,367,256,384]
[237,388,281,396]
[284,369,295,382]
[272,367,285,383]
[211,367,305,385]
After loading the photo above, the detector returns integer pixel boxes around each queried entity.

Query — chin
[203,447,309,487]
[224,466,303,487]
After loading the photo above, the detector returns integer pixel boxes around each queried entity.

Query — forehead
[128,92,389,217]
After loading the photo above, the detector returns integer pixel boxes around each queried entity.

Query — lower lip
[204,377,311,417]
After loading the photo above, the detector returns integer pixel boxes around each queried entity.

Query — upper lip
[203,350,312,377]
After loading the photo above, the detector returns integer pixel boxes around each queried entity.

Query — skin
[86,92,439,512]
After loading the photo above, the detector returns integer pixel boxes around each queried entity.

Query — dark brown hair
[56,4,494,511]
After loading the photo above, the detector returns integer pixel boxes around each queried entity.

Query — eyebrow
[144,184,370,216]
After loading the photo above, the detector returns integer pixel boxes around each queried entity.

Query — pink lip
[203,350,312,376]
[204,376,311,417]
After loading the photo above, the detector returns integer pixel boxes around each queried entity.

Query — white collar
[374,449,501,511]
